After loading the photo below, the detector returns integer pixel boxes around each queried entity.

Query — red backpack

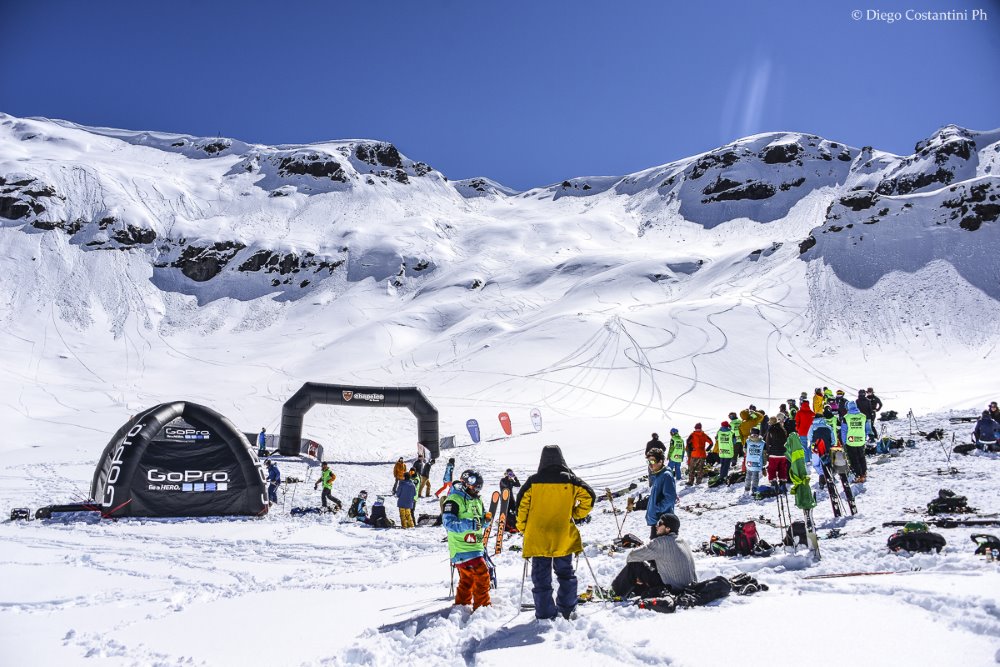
[734,521,759,556]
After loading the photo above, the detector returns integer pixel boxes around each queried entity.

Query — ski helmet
[459,469,483,494]
[669,428,679,435]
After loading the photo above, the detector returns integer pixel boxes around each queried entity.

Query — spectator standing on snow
[257,428,267,457]
[443,470,491,609]
[646,433,664,456]
[516,445,595,620]
[988,401,1000,426]
[396,470,417,528]
[417,457,435,498]
[765,417,789,484]
[265,460,281,506]
[435,457,456,498]
[855,390,874,441]
[610,513,696,599]
[499,469,521,530]
[392,457,406,495]
[686,424,712,486]
[865,388,883,439]
[644,448,677,540]
[744,428,766,493]
[812,388,825,416]
[666,428,685,480]
[841,401,869,482]
[714,421,737,482]
[314,462,342,511]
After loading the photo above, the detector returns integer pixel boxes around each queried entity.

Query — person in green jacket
[313,462,342,511]
[666,428,685,480]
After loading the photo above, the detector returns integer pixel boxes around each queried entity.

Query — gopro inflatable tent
[89,401,268,518]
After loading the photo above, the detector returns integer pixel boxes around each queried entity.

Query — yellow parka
[393,460,407,480]
[738,409,764,442]
[516,445,595,558]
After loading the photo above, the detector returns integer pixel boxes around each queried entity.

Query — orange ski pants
[454,557,491,609]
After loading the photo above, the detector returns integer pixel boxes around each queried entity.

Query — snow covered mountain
[1,112,997,426]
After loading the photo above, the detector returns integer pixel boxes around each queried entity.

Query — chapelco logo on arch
[342,390,384,402]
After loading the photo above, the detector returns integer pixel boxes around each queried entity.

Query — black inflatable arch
[90,401,268,518]
[279,383,439,458]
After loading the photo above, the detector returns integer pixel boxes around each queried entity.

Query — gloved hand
[484,512,492,521]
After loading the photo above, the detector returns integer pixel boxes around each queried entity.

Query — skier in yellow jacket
[516,445,595,620]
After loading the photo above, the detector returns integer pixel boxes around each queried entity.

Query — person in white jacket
[610,513,697,598]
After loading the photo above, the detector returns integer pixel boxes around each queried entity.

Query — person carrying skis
[646,433,664,455]
[265,459,280,506]
[765,417,789,484]
[257,428,267,457]
[499,469,522,531]
[396,469,417,528]
[314,462,342,511]
[666,428,685,480]
[435,457,456,497]
[392,457,406,495]
[841,401,869,482]
[744,428,765,494]
[516,445,595,620]
[610,513,697,599]
[443,470,491,609]
[645,448,677,539]
[686,424,712,486]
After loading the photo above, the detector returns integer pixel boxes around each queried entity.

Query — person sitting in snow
[974,410,1000,450]
[443,470,491,610]
[610,513,697,599]
[348,490,370,524]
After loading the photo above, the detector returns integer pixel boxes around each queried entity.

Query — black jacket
[645,437,664,455]
[766,422,787,456]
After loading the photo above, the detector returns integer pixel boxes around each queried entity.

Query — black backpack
[636,596,676,614]
[784,520,808,547]
[677,576,732,607]
[927,489,975,515]
[348,497,363,518]
[888,530,946,553]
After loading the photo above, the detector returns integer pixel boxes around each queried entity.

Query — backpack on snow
[888,530,946,554]
[677,576,733,607]
[734,521,760,556]
[927,489,975,515]
[636,596,677,614]
[830,446,850,474]
[784,520,808,547]
[348,497,363,518]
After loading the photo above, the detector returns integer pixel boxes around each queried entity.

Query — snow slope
[1,114,999,665]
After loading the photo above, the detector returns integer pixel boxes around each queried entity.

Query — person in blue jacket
[265,460,280,506]
[396,470,418,528]
[645,448,677,540]
[257,428,267,456]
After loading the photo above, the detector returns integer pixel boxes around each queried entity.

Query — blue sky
[2,0,998,190]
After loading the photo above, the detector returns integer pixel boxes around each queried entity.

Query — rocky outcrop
[0,175,63,221]
[276,154,348,182]
[942,181,1000,231]
[172,241,246,282]
[354,142,402,168]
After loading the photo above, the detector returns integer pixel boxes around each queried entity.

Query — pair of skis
[819,462,858,517]
[482,488,512,555]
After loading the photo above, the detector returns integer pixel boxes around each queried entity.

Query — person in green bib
[443,469,491,609]
[714,421,736,482]
[313,462,342,511]
[840,401,869,482]
[666,428,685,480]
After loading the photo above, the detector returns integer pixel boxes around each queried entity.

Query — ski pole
[580,548,607,598]
[605,489,622,537]
[519,559,529,610]
[449,563,455,597]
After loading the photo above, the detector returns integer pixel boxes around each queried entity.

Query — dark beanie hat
[657,513,681,534]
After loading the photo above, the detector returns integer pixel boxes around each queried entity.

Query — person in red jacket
[685,423,713,486]
[795,400,814,439]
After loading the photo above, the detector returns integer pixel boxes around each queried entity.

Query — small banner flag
[498,412,512,436]
[466,419,481,444]
[530,408,542,432]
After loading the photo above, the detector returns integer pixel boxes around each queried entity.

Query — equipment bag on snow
[417,513,442,527]
[636,595,677,614]
[928,489,975,515]
[290,507,322,516]
[677,576,732,607]
[971,534,1000,559]
[9,508,30,521]
[830,446,850,474]
[703,536,735,556]
[887,530,946,553]
[784,520,808,547]
[734,521,760,556]
[613,533,644,549]
[728,572,769,596]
